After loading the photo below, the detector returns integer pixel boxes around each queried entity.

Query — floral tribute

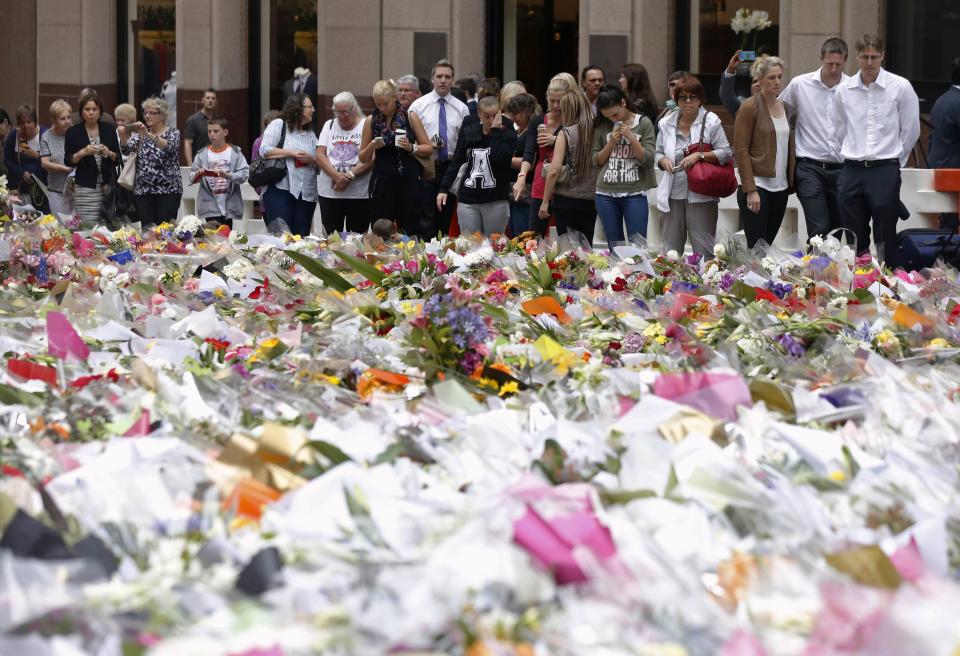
[1,195,960,655]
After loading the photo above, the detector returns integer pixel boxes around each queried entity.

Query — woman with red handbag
[733,56,796,249]
[655,76,733,256]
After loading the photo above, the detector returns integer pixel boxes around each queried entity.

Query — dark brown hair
[673,75,706,105]
[78,90,103,113]
[208,117,229,130]
[280,92,310,130]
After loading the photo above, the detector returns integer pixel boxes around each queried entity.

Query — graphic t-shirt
[206,145,232,216]
[317,118,369,199]
[595,114,655,196]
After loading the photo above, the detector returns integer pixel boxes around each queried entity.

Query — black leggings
[369,173,420,236]
[318,196,371,234]
[134,192,182,226]
[553,196,597,246]
[739,186,788,249]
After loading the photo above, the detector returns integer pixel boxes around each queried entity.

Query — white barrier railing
[175,167,957,246]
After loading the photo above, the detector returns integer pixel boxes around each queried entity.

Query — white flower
[666,250,679,262]
[795,286,806,299]
[827,296,849,312]
[809,235,824,250]
[760,256,779,275]
[713,243,726,259]
[175,214,203,234]
[223,258,255,281]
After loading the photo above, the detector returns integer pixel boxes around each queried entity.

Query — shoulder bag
[685,112,738,198]
[541,128,572,185]
[117,132,140,191]
[248,121,288,187]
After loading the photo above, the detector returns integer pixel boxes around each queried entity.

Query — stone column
[36,0,116,118]
[779,0,882,78]
[176,0,249,161]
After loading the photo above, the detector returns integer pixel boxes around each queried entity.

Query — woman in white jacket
[655,75,732,255]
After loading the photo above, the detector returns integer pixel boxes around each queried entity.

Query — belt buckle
[864,160,871,168]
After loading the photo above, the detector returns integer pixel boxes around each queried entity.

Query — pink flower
[435,261,449,274]
[183,278,200,293]
[405,260,419,273]
[484,269,508,284]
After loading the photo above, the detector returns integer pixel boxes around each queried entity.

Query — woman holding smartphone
[359,79,432,236]
[65,90,121,224]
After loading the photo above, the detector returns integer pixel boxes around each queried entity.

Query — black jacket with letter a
[440,117,518,204]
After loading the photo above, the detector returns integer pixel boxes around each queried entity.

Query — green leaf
[301,439,352,468]
[284,250,355,293]
[480,302,509,323]
[0,383,41,406]
[599,489,657,506]
[332,249,386,284]
[343,485,391,549]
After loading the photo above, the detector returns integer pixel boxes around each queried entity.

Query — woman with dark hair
[658,70,689,122]
[65,91,121,223]
[437,95,517,236]
[118,96,182,225]
[655,75,732,256]
[504,92,541,234]
[3,104,49,210]
[259,92,319,236]
[619,63,659,130]
[359,79,433,235]
[538,90,599,243]
[593,85,656,244]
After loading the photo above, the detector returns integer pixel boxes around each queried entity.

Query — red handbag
[685,112,738,198]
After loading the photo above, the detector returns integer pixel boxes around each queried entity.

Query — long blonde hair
[559,91,594,177]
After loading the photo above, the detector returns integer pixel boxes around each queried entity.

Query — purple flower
[778,333,806,358]
[672,281,699,294]
[719,272,735,291]
[808,255,832,272]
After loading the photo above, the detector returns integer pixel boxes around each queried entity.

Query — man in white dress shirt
[834,34,920,266]
[409,58,469,238]
[779,37,850,241]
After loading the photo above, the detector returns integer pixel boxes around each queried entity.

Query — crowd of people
[2,32,958,266]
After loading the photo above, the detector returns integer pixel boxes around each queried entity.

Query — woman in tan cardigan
[734,56,795,249]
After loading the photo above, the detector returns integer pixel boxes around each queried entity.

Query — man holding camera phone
[778,37,851,241]
[720,50,761,116]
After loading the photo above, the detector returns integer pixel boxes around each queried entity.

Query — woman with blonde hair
[499,81,527,105]
[359,79,433,235]
[40,99,74,215]
[734,55,794,248]
[538,90,598,243]
[120,96,182,225]
[516,73,578,235]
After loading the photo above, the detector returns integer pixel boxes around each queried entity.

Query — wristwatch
[699,152,705,161]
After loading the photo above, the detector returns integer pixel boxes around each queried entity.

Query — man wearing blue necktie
[410,58,469,238]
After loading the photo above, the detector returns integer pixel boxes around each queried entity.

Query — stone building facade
[1,0,952,164]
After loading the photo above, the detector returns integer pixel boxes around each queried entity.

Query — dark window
[589,35,629,87]
[414,32,449,81]
[886,0,960,112]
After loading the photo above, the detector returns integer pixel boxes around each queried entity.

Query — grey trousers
[457,200,509,236]
[659,198,718,255]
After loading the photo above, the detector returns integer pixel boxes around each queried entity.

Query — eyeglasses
[857,54,882,62]
[143,110,160,116]
[677,95,699,103]
[333,110,352,116]
[302,104,314,109]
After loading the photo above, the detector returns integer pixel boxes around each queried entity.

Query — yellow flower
[498,381,520,397]
[928,338,950,350]
[212,287,225,298]
[476,377,500,391]
[829,470,847,482]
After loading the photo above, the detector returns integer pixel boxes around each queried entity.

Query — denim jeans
[508,199,530,236]
[595,193,649,245]
[263,184,317,236]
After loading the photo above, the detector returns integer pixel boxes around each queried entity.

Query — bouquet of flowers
[731,7,773,50]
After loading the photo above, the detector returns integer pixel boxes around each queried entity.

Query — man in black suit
[928,58,960,230]
[283,67,318,131]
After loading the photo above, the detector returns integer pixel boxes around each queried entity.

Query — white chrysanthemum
[666,250,679,262]
[713,243,726,259]
[223,257,255,281]
[175,214,203,234]
[809,235,824,250]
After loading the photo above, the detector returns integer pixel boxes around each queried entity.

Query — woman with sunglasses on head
[734,55,795,249]
[655,75,732,256]
[515,73,577,237]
